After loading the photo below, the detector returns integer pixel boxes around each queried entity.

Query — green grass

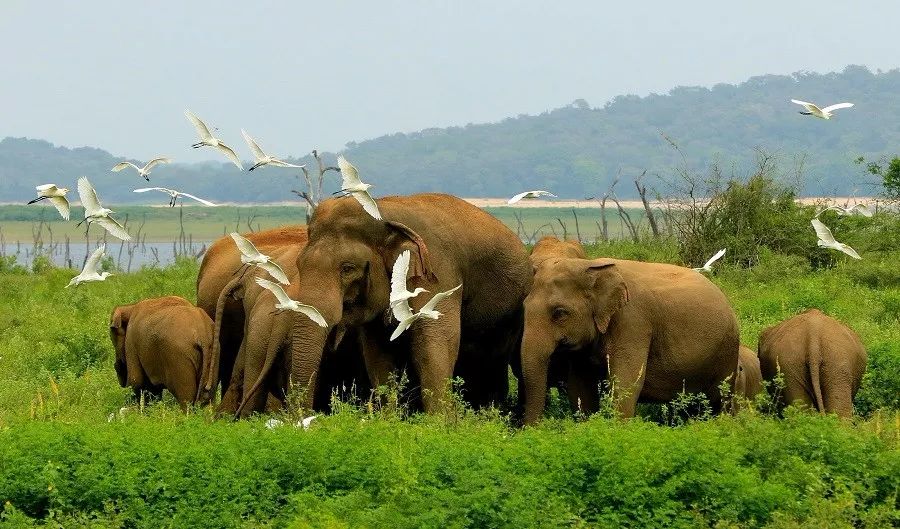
[0,241,898,527]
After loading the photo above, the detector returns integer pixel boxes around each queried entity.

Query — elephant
[531,236,587,265]
[288,193,532,413]
[520,237,740,424]
[195,225,308,402]
[758,309,866,418]
[732,345,762,412]
[109,296,213,410]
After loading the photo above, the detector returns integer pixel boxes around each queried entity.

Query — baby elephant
[732,345,762,410]
[758,309,866,418]
[110,296,213,410]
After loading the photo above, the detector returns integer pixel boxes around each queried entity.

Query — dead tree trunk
[634,171,660,238]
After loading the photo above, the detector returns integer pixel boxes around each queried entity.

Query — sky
[3,1,900,162]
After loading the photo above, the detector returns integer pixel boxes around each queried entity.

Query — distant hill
[1,65,897,203]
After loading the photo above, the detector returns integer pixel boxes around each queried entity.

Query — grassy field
[0,234,897,527]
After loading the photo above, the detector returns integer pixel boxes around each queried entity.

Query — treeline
[2,65,899,203]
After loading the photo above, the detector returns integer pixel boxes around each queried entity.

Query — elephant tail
[234,324,283,418]
[198,274,243,403]
[808,337,826,414]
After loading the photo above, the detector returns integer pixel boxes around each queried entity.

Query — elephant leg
[408,309,462,413]
[218,341,247,415]
[603,327,651,418]
[820,369,854,418]
[359,324,398,390]
[566,357,601,416]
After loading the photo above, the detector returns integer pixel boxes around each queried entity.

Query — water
[1,240,210,270]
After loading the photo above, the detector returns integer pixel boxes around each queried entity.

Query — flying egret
[390,253,461,340]
[27,184,70,220]
[66,244,112,287]
[692,248,726,273]
[390,250,429,309]
[790,99,854,119]
[111,157,171,181]
[336,155,381,220]
[811,219,861,259]
[75,177,132,241]
[241,129,306,171]
[230,232,290,284]
[254,277,327,327]
[815,203,874,218]
[507,190,558,205]
[184,110,243,170]
[133,187,218,207]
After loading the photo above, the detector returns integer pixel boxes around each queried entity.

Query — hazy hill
[2,65,898,203]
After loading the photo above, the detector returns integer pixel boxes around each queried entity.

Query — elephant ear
[109,306,130,387]
[586,259,628,334]
[382,220,437,283]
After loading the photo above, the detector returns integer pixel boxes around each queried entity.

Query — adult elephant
[521,240,740,424]
[758,309,866,418]
[195,225,307,402]
[289,193,532,412]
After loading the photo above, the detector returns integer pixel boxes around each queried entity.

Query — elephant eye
[340,262,357,275]
[551,307,570,321]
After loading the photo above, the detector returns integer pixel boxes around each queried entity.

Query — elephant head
[521,257,628,424]
[109,304,134,388]
[289,197,435,404]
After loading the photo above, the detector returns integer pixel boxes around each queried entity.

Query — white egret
[27,184,70,220]
[811,219,861,259]
[133,187,218,207]
[507,190,557,205]
[241,129,306,171]
[66,244,112,287]
[816,203,874,218]
[76,177,132,241]
[390,252,461,340]
[336,155,381,220]
[390,250,429,309]
[791,99,854,120]
[230,232,290,284]
[184,110,243,170]
[111,157,171,181]
[254,277,328,327]
[692,248,726,273]
[298,415,318,430]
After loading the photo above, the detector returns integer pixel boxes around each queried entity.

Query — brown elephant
[521,238,740,424]
[110,296,213,410]
[195,225,308,402]
[531,236,586,265]
[289,193,532,412]
[758,309,866,418]
[732,345,762,411]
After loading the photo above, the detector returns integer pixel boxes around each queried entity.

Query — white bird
[811,218,861,259]
[297,415,318,430]
[27,184,70,220]
[241,129,306,171]
[230,232,290,284]
[791,99,854,120]
[254,277,328,327]
[184,110,243,170]
[390,250,429,309]
[816,203,874,218]
[336,155,381,220]
[66,244,112,287]
[133,187,218,207]
[75,177,132,241]
[264,418,283,429]
[111,157,171,181]
[390,254,461,340]
[507,190,558,205]
[692,248,726,273]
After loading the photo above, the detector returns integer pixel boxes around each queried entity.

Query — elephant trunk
[290,287,343,409]
[521,326,556,425]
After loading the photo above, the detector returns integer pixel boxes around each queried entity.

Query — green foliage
[857,154,900,201]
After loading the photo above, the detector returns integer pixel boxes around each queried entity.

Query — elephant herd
[109,193,868,423]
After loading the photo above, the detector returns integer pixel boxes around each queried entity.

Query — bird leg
[191,143,203,148]
[26,196,47,205]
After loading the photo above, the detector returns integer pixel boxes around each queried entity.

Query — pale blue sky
[2,1,899,161]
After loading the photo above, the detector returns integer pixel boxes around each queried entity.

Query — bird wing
[703,248,726,269]
[215,142,244,170]
[77,177,103,216]
[184,110,213,141]
[94,216,132,241]
[507,191,530,204]
[267,158,305,168]
[179,192,218,206]
[391,250,412,299]
[352,190,382,220]
[254,277,293,305]
[852,203,874,217]
[821,102,854,113]
[82,244,106,275]
[49,196,70,220]
[791,99,820,113]
[230,233,262,259]
[133,187,171,194]
[259,260,290,285]
[296,304,328,328]
[390,317,414,341]
[391,295,415,323]
[421,284,462,313]
[241,129,268,161]
[36,184,57,192]
[337,155,362,188]
[811,218,836,244]
[838,244,862,260]
[535,190,557,198]
[143,157,172,171]
[111,161,139,173]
